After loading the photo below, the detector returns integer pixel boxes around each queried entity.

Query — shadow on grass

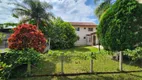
[128,73,142,78]
[12,58,56,80]
[12,73,141,80]
[55,74,138,80]
[112,54,142,69]
[61,46,91,53]
[121,55,142,68]
[31,60,56,75]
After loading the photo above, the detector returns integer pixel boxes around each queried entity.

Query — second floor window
[76,27,80,31]
[88,28,93,31]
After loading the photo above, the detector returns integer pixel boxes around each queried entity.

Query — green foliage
[0,23,17,28]
[94,0,112,19]
[0,32,5,44]
[29,17,78,49]
[47,50,98,60]
[98,0,142,51]
[45,18,78,49]
[12,0,54,27]
[0,62,11,80]
[0,48,40,79]
[124,47,142,62]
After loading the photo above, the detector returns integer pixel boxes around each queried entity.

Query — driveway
[94,45,103,49]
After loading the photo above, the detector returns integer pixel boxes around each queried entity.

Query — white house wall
[74,26,96,46]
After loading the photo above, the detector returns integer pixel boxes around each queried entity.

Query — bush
[0,48,40,79]
[8,24,46,53]
[0,62,11,80]
[0,32,5,44]
[97,0,142,51]
[29,18,78,49]
[47,18,78,49]
[124,47,142,63]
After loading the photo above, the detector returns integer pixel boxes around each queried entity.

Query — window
[75,27,80,31]
[84,37,86,39]
[89,37,92,42]
[88,28,93,31]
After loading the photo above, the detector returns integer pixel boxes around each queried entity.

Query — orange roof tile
[69,22,96,26]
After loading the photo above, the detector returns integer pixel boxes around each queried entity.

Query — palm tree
[94,0,112,19]
[94,0,113,52]
[13,0,54,29]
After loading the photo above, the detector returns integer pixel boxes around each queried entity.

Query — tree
[0,23,17,28]
[97,0,142,71]
[12,0,54,28]
[0,33,5,44]
[46,18,78,49]
[8,24,46,53]
[94,0,113,19]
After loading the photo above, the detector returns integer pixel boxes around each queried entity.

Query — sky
[0,0,99,24]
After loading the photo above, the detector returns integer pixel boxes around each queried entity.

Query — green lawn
[19,46,142,80]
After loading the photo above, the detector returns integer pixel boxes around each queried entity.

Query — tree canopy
[13,0,54,28]
[8,24,46,52]
[94,0,113,19]
[46,18,78,49]
[97,0,142,51]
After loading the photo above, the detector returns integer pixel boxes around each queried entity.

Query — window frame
[75,27,80,31]
[88,28,93,31]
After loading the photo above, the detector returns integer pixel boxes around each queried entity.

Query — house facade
[0,22,99,48]
[70,22,99,46]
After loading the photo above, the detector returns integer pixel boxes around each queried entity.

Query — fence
[59,52,95,74]
[27,51,142,76]
[1,51,142,77]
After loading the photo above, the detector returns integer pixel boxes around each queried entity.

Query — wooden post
[90,52,94,73]
[27,61,31,75]
[98,40,100,52]
[119,51,123,71]
[61,52,64,74]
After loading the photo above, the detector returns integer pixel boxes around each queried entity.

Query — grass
[14,46,142,80]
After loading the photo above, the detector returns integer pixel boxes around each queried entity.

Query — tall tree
[13,0,54,29]
[98,0,142,71]
[94,0,113,19]
[47,18,78,49]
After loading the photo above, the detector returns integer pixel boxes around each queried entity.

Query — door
[93,36,96,45]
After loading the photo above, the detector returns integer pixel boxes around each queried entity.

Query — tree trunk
[119,51,123,71]
[98,40,100,52]
[36,19,39,29]
[90,59,93,73]
[61,52,64,74]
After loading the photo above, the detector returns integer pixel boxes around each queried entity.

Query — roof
[69,22,96,26]
[86,32,97,36]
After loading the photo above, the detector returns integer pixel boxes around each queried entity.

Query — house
[0,29,11,48]
[70,22,99,46]
[0,22,99,48]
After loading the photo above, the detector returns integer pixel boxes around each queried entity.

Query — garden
[1,0,142,80]
[1,45,142,80]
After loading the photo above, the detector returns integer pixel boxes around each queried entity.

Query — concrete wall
[74,25,96,46]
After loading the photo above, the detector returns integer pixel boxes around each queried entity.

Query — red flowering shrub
[8,24,46,53]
